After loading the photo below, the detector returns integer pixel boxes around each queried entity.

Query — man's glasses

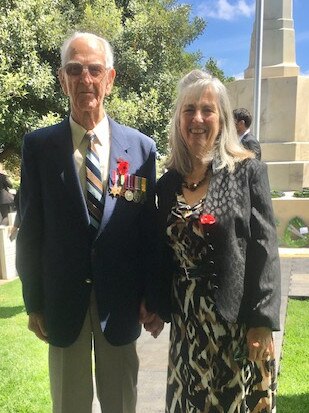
[64,63,107,79]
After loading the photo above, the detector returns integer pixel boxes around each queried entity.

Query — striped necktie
[85,131,104,231]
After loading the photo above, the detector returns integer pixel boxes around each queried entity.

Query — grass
[277,298,309,412]
[0,279,51,413]
[0,279,308,412]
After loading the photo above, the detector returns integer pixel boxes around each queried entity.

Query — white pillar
[245,0,299,78]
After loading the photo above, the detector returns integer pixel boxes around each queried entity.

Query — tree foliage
[0,0,72,155]
[204,57,235,83]
[0,0,207,157]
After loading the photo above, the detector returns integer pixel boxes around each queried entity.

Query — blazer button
[85,278,92,284]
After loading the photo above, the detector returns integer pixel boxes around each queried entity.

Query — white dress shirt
[239,128,250,141]
[70,115,111,196]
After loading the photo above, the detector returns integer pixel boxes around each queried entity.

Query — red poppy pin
[117,159,130,175]
[199,214,216,225]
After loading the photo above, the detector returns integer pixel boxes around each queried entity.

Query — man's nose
[80,68,92,83]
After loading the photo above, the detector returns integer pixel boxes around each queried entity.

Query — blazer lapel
[97,119,131,235]
[51,119,89,227]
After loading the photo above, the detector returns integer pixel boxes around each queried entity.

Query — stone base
[261,142,309,162]
[267,161,309,191]
[226,75,309,191]
[272,195,309,245]
[226,76,309,144]
[0,225,18,280]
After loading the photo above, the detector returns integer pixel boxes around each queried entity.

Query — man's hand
[246,326,273,362]
[139,301,164,338]
[28,312,48,343]
[144,314,164,339]
[139,300,155,324]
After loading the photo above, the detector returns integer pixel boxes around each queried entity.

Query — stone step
[261,142,309,162]
[267,161,309,191]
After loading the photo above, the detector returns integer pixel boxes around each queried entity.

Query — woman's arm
[245,161,281,331]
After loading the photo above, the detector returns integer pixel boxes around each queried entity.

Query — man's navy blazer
[16,117,157,347]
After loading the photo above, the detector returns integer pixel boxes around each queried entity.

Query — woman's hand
[246,326,273,362]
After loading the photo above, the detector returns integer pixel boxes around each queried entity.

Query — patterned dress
[165,194,276,413]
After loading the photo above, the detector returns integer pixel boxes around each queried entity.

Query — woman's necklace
[182,170,209,192]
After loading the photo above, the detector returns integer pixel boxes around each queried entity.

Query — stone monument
[226,0,309,242]
[0,212,18,280]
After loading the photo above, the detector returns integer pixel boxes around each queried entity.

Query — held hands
[139,301,164,339]
[28,312,48,343]
[246,326,273,362]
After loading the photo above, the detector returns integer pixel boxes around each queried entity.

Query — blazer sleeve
[244,161,281,330]
[151,171,181,322]
[16,134,44,314]
[248,139,261,161]
[138,139,161,313]
[242,134,261,160]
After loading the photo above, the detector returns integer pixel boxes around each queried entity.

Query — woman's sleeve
[245,161,281,331]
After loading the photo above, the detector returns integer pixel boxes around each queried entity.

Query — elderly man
[233,108,261,160]
[16,32,162,413]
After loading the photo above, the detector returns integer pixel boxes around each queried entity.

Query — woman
[156,70,280,412]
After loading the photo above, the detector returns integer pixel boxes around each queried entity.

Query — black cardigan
[156,158,281,331]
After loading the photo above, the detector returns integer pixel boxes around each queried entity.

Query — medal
[124,174,134,201]
[140,177,147,203]
[109,171,122,198]
[133,175,141,203]
[110,185,122,197]
[125,190,134,201]
[133,191,141,202]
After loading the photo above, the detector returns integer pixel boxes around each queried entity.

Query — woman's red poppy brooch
[199,214,216,225]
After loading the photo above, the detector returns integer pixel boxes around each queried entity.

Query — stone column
[226,0,309,241]
[244,0,299,78]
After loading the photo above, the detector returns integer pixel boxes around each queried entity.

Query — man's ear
[58,68,68,96]
[105,68,116,96]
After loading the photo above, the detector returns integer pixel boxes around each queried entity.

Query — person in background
[0,165,14,225]
[16,31,162,413]
[233,107,261,160]
[9,188,20,241]
[156,70,280,412]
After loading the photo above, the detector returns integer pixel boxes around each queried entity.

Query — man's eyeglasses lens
[65,63,106,78]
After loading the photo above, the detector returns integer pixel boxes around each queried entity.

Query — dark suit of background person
[233,107,262,160]
[0,170,14,224]
[16,32,160,413]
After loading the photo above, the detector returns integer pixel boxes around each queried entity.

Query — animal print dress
[165,194,276,413]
